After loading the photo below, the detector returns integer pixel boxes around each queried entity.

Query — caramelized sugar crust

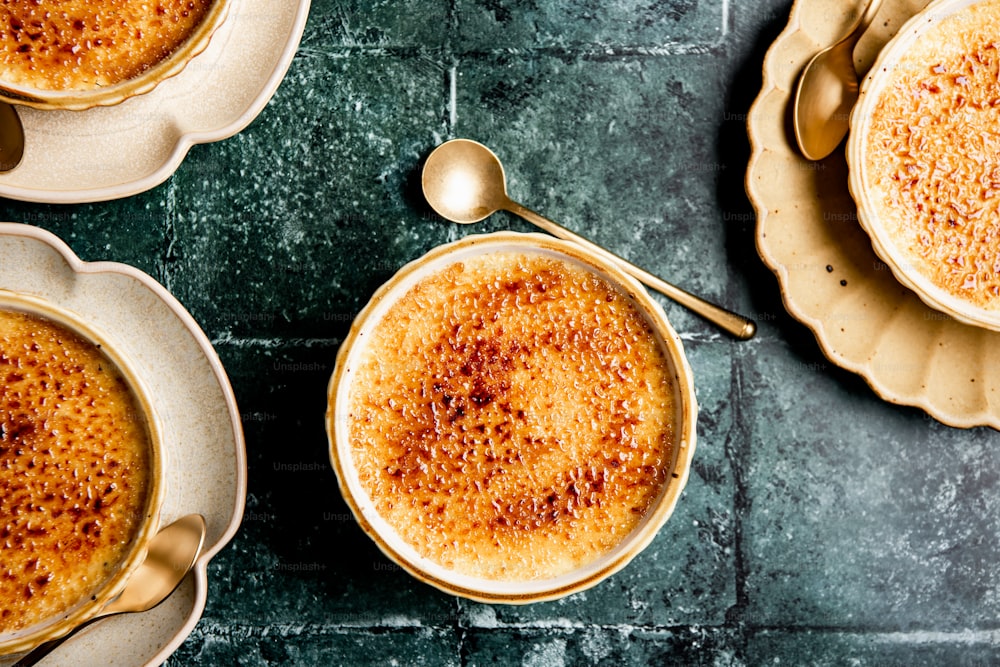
[0,309,151,633]
[349,253,677,581]
[867,0,1000,309]
[0,0,213,91]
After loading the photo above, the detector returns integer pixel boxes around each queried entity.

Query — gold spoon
[792,0,884,160]
[421,139,757,340]
[0,102,24,172]
[14,514,207,667]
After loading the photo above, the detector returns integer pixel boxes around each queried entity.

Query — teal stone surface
[1,0,999,665]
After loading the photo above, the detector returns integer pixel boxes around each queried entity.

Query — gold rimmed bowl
[326,232,698,604]
[0,291,164,656]
[0,0,230,111]
[848,0,1000,332]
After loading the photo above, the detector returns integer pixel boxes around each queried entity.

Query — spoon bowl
[421,139,756,340]
[14,514,207,666]
[793,0,884,160]
[0,102,24,172]
[423,138,510,223]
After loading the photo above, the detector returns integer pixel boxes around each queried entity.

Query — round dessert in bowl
[0,291,164,655]
[326,232,697,603]
[0,0,231,110]
[848,0,1000,331]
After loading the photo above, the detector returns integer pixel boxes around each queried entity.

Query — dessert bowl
[326,232,697,604]
[0,291,164,656]
[0,0,231,110]
[848,0,1000,332]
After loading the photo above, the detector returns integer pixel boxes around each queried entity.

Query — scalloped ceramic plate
[747,0,1000,429]
[0,223,246,666]
[0,0,310,203]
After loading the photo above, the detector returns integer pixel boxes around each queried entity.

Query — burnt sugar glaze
[866,0,1000,309]
[0,0,214,91]
[0,309,151,633]
[348,252,678,581]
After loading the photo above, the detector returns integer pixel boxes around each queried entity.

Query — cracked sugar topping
[0,0,213,91]
[866,0,1000,310]
[0,309,151,633]
[348,252,677,581]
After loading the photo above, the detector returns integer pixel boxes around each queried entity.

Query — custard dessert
[864,0,1000,312]
[0,308,153,634]
[0,0,215,91]
[347,251,678,581]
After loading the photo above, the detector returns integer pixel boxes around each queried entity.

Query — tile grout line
[297,44,720,59]
[162,178,179,293]
[723,342,752,655]
[447,0,458,137]
[449,65,458,130]
[454,596,469,667]
[210,334,343,349]
[182,618,1000,642]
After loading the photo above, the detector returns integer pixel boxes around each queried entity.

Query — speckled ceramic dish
[327,232,698,604]
[748,0,1000,429]
[848,0,1000,332]
[0,223,246,667]
[0,291,165,656]
[0,0,231,111]
[0,0,309,203]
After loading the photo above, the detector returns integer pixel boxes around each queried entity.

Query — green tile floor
[3,1,1000,665]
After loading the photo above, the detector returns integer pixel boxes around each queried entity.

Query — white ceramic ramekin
[0,0,230,111]
[326,231,698,604]
[848,0,1000,331]
[0,291,164,656]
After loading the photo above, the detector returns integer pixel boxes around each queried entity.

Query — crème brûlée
[0,308,152,634]
[0,0,214,91]
[348,252,677,581]
[864,0,1000,312]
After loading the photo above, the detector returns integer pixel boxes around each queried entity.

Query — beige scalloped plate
[0,223,246,666]
[746,0,1000,429]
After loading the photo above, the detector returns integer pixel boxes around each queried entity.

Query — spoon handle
[504,200,757,340]
[846,0,884,43]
